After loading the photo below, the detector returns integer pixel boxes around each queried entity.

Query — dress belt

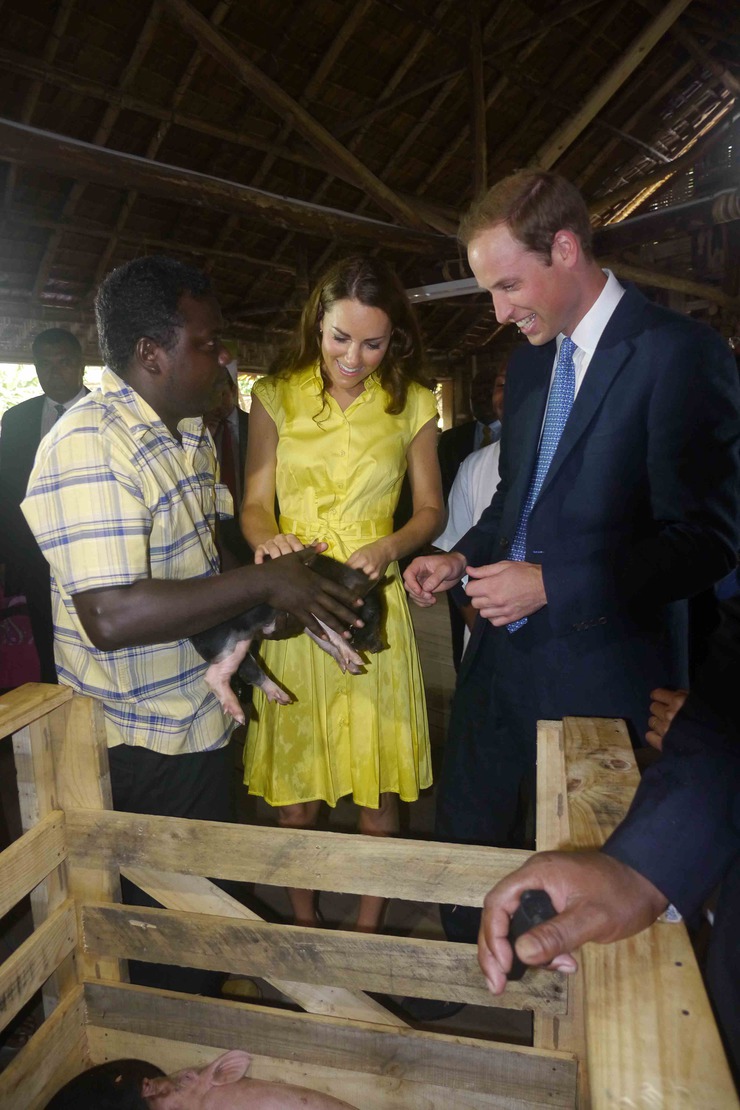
[280,517,394,540]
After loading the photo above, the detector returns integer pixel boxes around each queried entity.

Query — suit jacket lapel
[505,345,552,519]
[534,286,645,504]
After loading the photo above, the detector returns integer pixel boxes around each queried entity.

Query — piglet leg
[305,620,364,674]
[238,652,292,706]
[203,640,252,724]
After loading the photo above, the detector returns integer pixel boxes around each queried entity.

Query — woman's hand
[347,539,393,580]
[254,532,306,564]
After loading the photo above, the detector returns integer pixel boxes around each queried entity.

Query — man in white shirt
[404,171,740,945]
[435,367,505,664]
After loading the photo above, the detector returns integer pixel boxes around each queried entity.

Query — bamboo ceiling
[0,0,737,372]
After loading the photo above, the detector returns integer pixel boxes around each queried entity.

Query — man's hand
[465,561,546,626]
[403,551,466,607]
[647,687,689,750]
[478,851,668,995]
[260,548,363,640]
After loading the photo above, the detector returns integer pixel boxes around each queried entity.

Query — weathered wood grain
[561,717,739,1108]
[81,902,567,1013]
[68,809,531,905]
[84,981,578,1105]
[0,809,66,920]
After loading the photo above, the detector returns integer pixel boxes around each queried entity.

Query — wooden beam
[5,210,298,275]
[604,257,739,308]
[594,188,740,253]
[532,0,695,169]
[671,23,740,97]
[0,899,77,1038]
[0,118,446,253]
[589,107,735,216]
[0,809,66,920]
[159,0,430,231]
[470,0,487,198]
[0,986,89,1110]
[0,47,457,230]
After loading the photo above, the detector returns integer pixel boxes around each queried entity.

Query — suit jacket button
[499,537,509,549]
[598,616,607,625]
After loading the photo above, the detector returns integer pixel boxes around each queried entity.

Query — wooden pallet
[0,684,735,1108]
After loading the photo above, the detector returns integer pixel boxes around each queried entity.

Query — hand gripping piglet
[190,553,384,724]
[141,1049,359,1109]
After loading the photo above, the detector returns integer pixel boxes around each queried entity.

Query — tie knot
[54,403,66,420]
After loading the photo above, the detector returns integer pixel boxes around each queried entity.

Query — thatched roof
[0,0,737,373]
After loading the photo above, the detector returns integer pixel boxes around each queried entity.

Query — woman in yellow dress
[241,255,444,932]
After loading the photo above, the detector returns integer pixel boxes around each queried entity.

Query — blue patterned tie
[507,337,577,632]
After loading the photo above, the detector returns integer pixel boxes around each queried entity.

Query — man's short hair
[458,170,594,262]
[95,255,213,376]
[32,328,83,361]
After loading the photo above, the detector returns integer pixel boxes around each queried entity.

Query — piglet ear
[211,1050,252,1085]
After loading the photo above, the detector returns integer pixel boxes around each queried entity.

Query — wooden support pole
[532,0,695,169]
[159,0,430,231]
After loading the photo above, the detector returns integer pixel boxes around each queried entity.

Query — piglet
[191,553,384,725]
[141,1049,359,1109]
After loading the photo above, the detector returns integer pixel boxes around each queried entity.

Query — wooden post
[561,717,738,1107]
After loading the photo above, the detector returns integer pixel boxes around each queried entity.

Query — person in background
[205,362,251,566]
[21,255,365,994]
[437,363,503,502]
[435,366,506,668]
[0,329,87,683]
[241,254,444,933]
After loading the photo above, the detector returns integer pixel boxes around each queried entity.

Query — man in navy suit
[404,171,740,939]
[0,329,87,682]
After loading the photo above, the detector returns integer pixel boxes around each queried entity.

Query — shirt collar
[98,366,206,444]
[43,385,87,411]
[563,269,625,356]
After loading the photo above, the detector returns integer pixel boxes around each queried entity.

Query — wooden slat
[47,695,124,984]
[534,720,590,1108]
[561,717,640,848]
[12,710,78,1013]
[123,866,405,1027]
[0,809,66,919]
[81,903,567,1014]
[85,1027,534,1110]
[68,810,531,905]
[0,682,72,741]
[84,981,578,1105]
[561,717,739,1108]
[0,985,89,1110]
[0,899,77,1036]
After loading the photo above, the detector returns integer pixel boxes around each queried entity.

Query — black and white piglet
[191,553,384,724]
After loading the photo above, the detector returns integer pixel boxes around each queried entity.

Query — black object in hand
[507,889,557,981]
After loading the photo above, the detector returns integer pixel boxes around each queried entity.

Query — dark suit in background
[437,284,740,875]
[1,330,87,684]
[1,396,58,682]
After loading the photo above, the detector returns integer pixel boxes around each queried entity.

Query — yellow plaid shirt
[22,367,234,754]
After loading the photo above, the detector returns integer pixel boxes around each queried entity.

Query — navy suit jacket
[454,284,740,739]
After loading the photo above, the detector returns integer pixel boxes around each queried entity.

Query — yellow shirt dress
[243,363,435,809]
